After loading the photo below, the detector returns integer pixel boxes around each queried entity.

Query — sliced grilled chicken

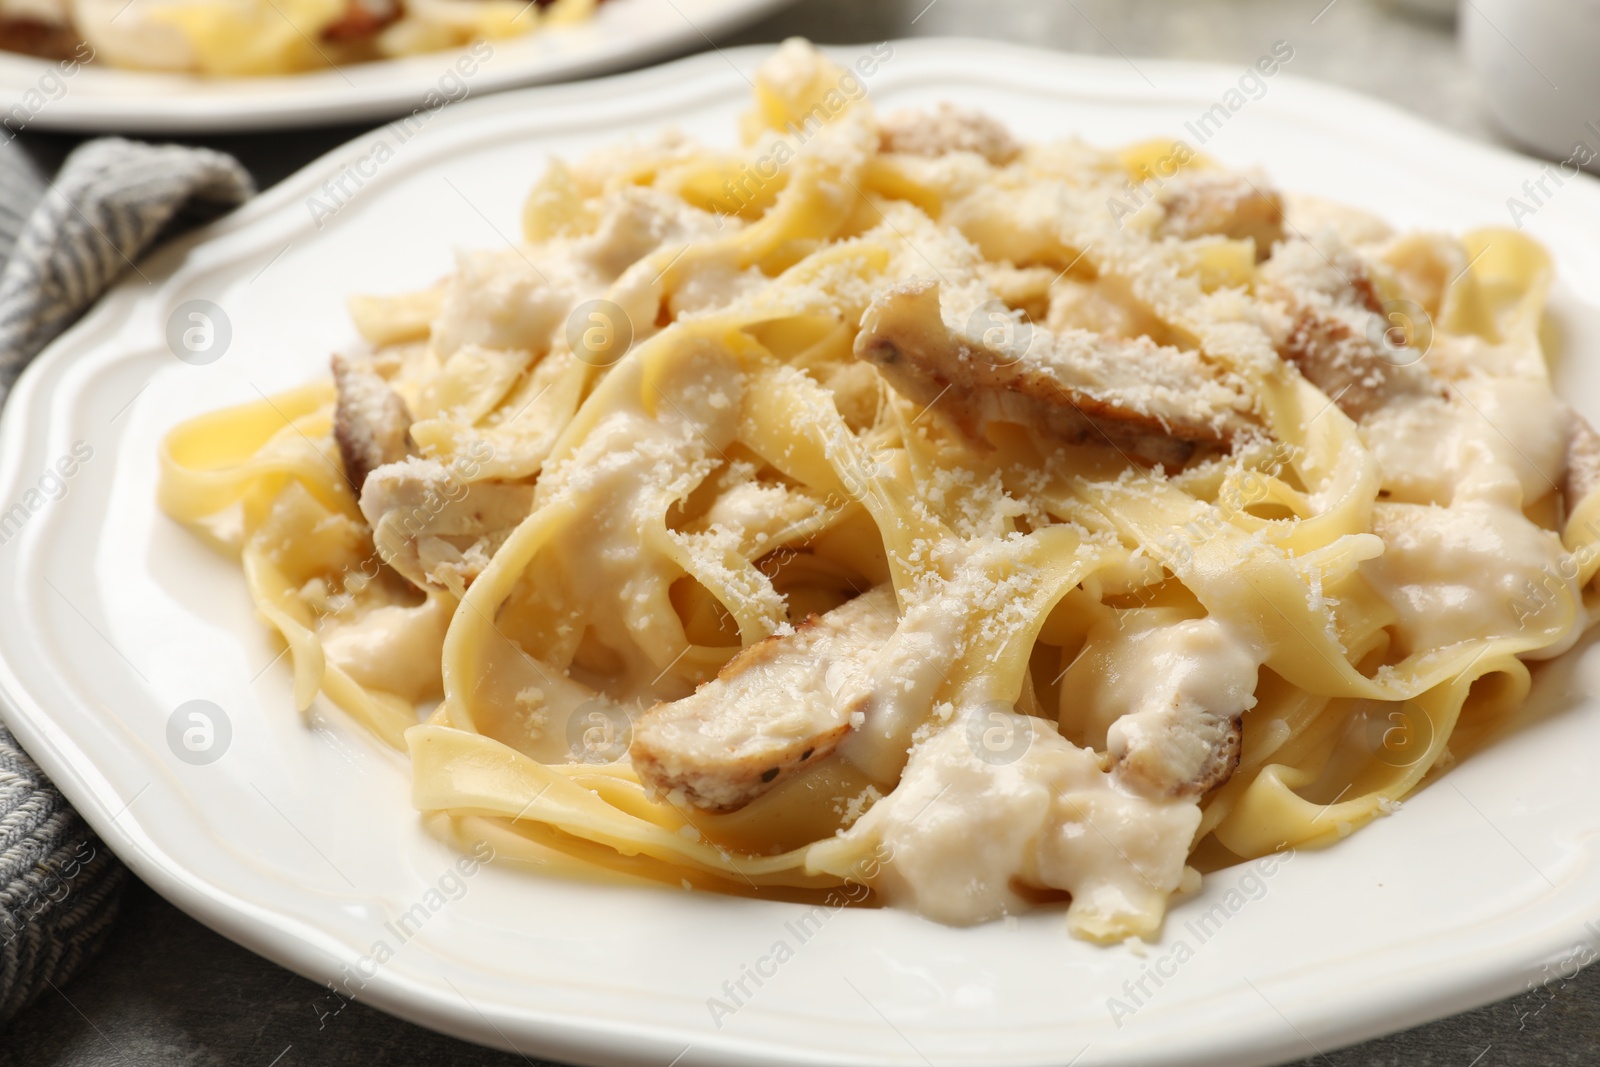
[878,103,1022,166]
[631,585,899,812]
[855,280,1255,468]
[359,457,534,593]
[1113,705,1242,798]
[0,15,76,59]
[1564,412,1600,517]
[1259,238,1442,420]
[322,0,401,40]
[1155,170,1285,258]
[332,352,413,491]
[0,0,75,60]
[1101,618,1261,798]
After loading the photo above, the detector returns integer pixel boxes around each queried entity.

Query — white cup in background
[1461,0,1600,162]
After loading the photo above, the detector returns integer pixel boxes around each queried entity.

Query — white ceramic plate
[0,0,792,133]
[5,40,1600,1067]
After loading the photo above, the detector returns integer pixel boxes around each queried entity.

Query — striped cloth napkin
[0,136,253,1024]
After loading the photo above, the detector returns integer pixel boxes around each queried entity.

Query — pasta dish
[0,0,601,74]
[159,40,1600,942]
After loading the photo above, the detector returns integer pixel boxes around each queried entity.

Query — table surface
[5,1,1599,1065]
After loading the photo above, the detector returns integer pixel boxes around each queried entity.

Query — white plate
[4,40,1600,1067]
[0,0,792,133]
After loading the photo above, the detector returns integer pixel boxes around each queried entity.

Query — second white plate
[0,0,793,132]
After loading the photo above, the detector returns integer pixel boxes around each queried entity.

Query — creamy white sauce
[1359,377,1581,658]
[430,188,728,363]
[1363,500,1578,656]
[1359,378,1569,509]
[321,596,451,703]
[532,342,753,695]
[835,593,965,784]
[849,707,1200,939]
[691,480,825,555]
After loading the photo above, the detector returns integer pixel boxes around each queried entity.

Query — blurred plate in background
[0,0,794,133]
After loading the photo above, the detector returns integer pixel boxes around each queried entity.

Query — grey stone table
[4,1,1597,1065]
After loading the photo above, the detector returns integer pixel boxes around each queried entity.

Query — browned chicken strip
[1155,170,1285,259]
[1564,412,1600,518]
[0,15,78,59]
[321,0,400,40]
[855,280,1255,468]
[630,586,899,813]
[1114,704,1241,798]
[878,103,1022,166]
[1259,239,1441,420]
[1067,615,1259,800]
[359,457,534,593]
[332,352,413,491]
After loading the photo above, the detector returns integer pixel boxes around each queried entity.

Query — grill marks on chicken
[1155,170,1285,259]
[322,0,401,41]
[878,103,1023,166]
[332,352,414,491]
[0,14,77,59]
[1564,413,1600,518]
[358,456,535,593]
[1146,171,1440,423]
[630,586,899,813]
[1259,239,1442,421]
[854,280,1255,468]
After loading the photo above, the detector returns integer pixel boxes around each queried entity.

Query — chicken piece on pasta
[1062,613,1262,799]
[1103,621,1260,798]
[1564,413,1600,517]
[878,103,1022,166]
[1259,237,1442,420]
[359,456,534,594]
[1154,170,1285,259]
[855,279,1256,468]
[322,0,400,40]
[630,586,899,812]
[332,352,413,491]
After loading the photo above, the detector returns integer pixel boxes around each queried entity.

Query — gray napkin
[0,136,253,1025]
[0,137,255,392]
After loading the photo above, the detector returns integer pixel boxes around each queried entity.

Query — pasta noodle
[159,40,1600,941]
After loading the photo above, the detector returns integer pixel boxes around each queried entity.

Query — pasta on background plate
[0,0,600,74]
[160,39,1600,942]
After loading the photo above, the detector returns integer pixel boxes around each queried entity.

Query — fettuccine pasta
[159,40,1600,941]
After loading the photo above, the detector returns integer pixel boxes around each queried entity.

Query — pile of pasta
[160,40,1600,940]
